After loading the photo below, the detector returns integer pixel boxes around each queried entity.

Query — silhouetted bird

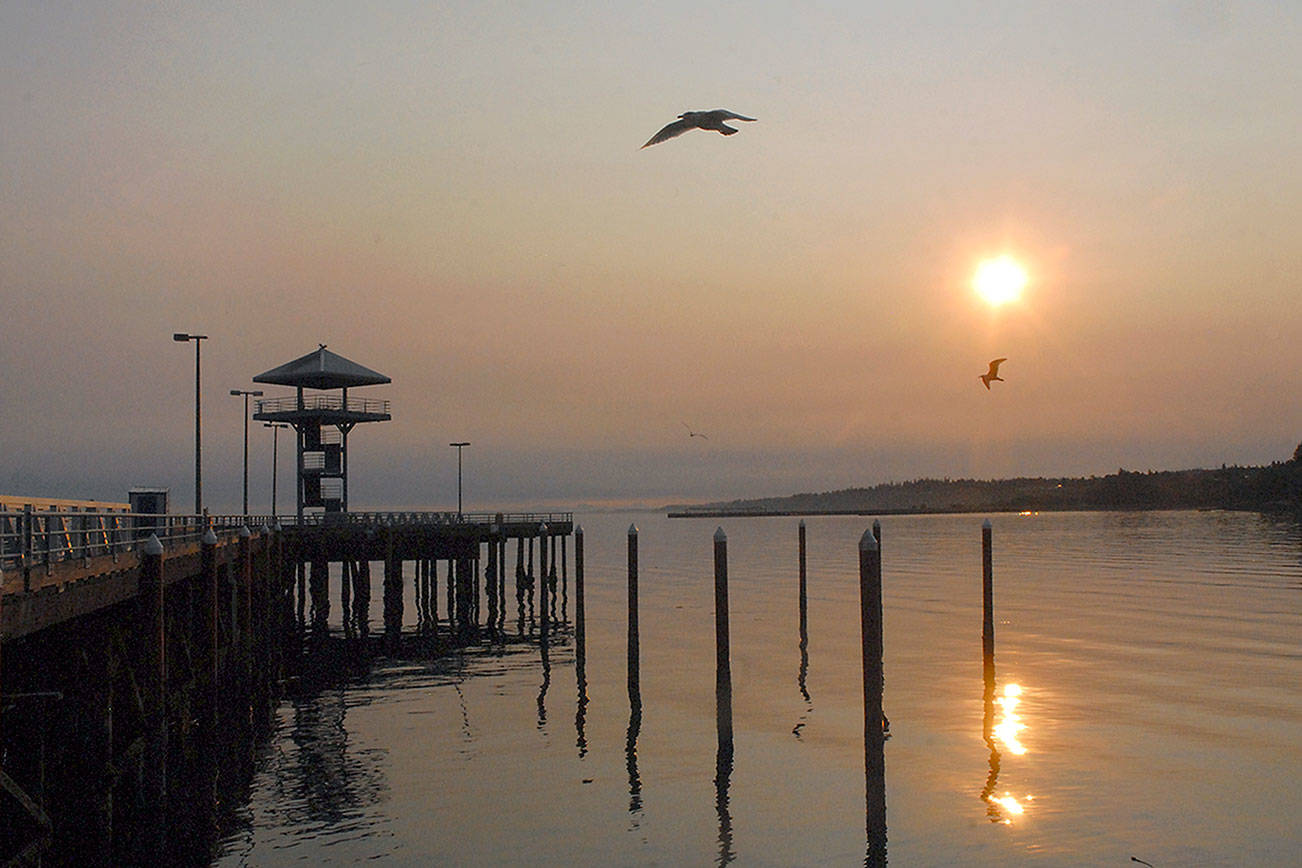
[980,358,1007,390]
[682,422,709,440]
[642,110,756,148]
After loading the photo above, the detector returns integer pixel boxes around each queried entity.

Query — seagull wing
[642,119,694,148]
[710,110,756,122]
[987,358,1007,376]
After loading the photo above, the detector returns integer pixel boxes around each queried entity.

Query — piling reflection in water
[284,690,388,827]
[537,609,551,727]
[715,741,735,865]
[625,692,643,818]
[864,698,887,868]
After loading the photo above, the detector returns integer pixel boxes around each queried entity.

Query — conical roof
[253,345,391,390]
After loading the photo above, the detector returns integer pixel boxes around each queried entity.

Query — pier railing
[285,511,573,528]
[0,510,268,579]
[254,395,391,416]
[1,509,573,578]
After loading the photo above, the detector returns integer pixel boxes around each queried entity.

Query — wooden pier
[0,503,573,864]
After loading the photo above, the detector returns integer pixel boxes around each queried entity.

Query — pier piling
[627,524,639,702]
[538,525,550,639]
[574,525,585,663]
[309,558,328,637]
[982,519,994,671]
[201,529,219,723]
[798,518,807,641]
[859,527,887,865]
[354,559,371,642]
[859,528,885,736]
[714,526,733,750]
[137,534,167,863]
[384,542,402,654]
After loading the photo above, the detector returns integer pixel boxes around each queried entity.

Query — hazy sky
[3,1,1299,511]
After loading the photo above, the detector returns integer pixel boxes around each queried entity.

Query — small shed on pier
[251,345,391,520]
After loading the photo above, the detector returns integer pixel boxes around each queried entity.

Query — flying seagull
[682,422,709,440]
[979,358,1007,390]
[642,110,756,148]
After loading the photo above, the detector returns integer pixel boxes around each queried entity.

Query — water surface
[216,509,1301,866]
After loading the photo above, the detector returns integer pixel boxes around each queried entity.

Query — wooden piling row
[0,525,290,863]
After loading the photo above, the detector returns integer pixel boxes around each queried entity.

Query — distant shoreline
[665,458,1302,519]
[667,504,1221,519]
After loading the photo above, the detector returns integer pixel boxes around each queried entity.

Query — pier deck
[2,508,570,639]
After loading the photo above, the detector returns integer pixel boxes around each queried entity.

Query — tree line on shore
[691,442,1302,516]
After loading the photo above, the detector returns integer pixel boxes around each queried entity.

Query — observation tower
[251,345,391,521]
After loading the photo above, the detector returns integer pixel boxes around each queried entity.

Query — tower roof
[253,345,391,390]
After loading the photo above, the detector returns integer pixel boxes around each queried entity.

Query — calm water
[215,510,1301,866]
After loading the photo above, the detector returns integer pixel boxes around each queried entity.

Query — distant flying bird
[682,422,709,440]
[642,110,756,148]
[979,358,1007,390]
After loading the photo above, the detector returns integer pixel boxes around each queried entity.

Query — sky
[2,1,1300,512]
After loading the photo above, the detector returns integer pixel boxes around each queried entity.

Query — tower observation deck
[251,345,391,520]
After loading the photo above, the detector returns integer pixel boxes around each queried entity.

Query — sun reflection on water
[982,681,1034,824]
[993,683,1028,755]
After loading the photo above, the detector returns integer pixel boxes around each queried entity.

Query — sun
[973,255,1028,306]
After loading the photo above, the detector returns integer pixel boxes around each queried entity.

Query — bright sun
[973,255,1028,306]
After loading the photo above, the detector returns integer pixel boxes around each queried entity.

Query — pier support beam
[538,526,550,639]
[383,540,403,654]
[486,539,498,634]
[341,560,353,639]
[277,532,295,676]
[238,526,253,724]
[353,560,371,642]
[137,534,167,864]
[454,557,475,637]
[309,558,329,637]
[84,621,114,858]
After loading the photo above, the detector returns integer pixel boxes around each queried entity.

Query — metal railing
[1,509,574,581]
[284,511,574,529]
[0,510,273,583]
[254,395,391,416]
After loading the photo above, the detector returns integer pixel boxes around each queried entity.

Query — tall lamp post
[450,441,470,519]
[173,332,208,515]
[230,389,264,517]
[264,422,289,518]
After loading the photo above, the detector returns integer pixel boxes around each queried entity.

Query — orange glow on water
[994,683,1028,755]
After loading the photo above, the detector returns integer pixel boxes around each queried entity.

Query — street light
[173,332,208,515]
[230,389,264,516]
[450,441,470,519]
[263,423,289,517]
